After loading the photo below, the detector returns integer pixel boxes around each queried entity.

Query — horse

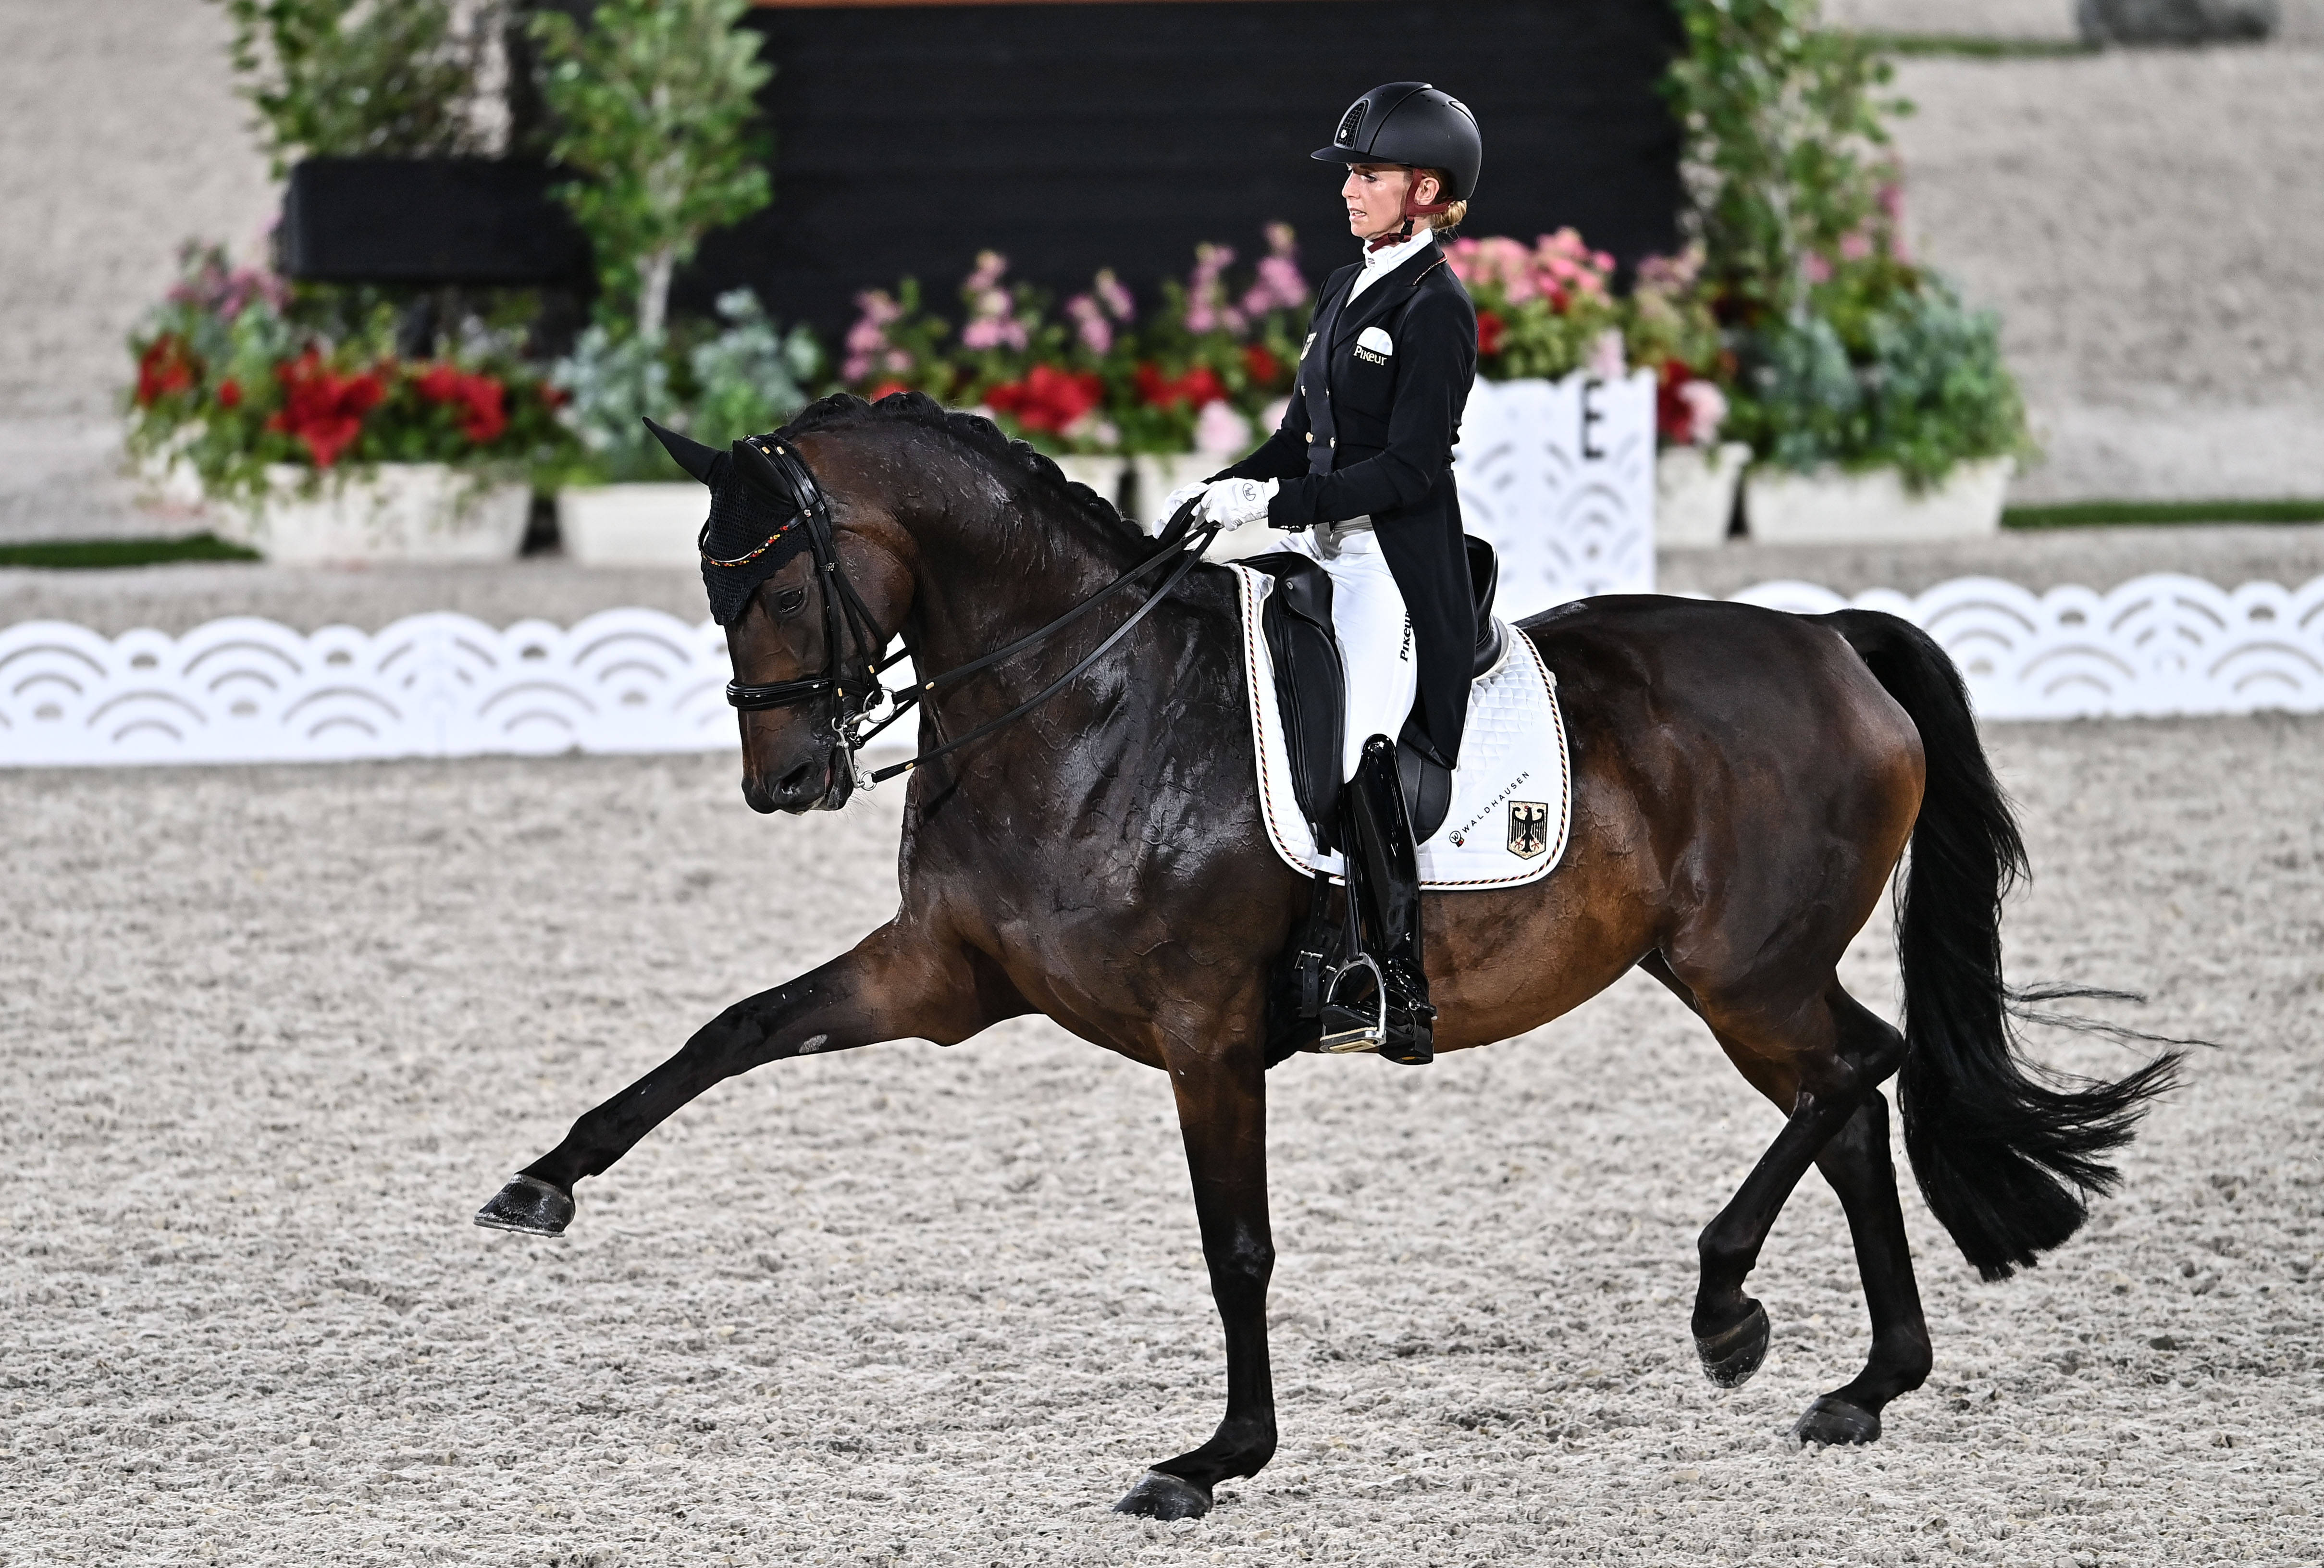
[477,392,2175,1520]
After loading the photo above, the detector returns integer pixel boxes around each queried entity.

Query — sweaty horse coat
[1218,237,1479,770]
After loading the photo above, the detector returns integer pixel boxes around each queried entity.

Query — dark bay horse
[477,394,2173,1519]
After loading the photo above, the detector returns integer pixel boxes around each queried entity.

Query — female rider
[1169,82,1483,1067]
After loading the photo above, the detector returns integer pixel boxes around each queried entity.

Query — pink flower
[1238,224,1309,317]
[1678,380,1729,446]
[1193,400,1253,457]
[1587,329,1626,380]
[844,290,904,382]
[961,253,1029,353]
[1095,269,1135,321]
[1184,244,1247,337]
[1065,294,1113,355]
[1839,231,1873,262]
[1803,252,1833,284]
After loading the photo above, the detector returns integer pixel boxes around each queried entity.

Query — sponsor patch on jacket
[1353,326,1393,367]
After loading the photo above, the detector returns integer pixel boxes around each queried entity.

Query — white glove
[1160,480,1210,524]
[1198,477,1279,528]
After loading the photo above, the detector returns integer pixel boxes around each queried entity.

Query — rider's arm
[1210,386,1313,484]
[1264,285,1475,530]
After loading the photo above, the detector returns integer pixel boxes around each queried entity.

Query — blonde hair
[1417,169,1467,238]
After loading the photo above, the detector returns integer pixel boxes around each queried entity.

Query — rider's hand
[1160,480,1209,524]
[1198,477,1278,528]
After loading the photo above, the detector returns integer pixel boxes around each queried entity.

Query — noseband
[720,437,1217,790]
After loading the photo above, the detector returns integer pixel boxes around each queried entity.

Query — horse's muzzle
[742,745,851,815]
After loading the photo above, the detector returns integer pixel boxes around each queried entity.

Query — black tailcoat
[1218,238,1478,768]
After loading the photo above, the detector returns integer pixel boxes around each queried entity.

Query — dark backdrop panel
[678,0,1683,343]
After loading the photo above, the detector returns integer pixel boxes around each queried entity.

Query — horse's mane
[779,392,1144,545]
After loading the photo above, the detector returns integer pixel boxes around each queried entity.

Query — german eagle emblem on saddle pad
[1228,564,1573,890]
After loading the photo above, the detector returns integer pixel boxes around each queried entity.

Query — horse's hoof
[1694,1300,1770,1388]
[1793,1394,1881,1446]
[1112,1470,1212,1520]
[473,1174,575,1236]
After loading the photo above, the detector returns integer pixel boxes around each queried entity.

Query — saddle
[1242,534,1506,848]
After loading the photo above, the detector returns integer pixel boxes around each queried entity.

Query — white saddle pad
[1227,563,1572,890]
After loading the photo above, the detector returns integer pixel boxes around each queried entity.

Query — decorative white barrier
[0,609,735,767]
[1729,575,2324,721]
[3,575,2318,768]
[1454,371,1657,619]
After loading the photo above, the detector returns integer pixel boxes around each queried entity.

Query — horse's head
[648,417,913,815]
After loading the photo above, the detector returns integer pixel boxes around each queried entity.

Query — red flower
[538,383,569,409]
[1133,362,1227,411]
[216,378,243,409]
[1242,344,1283,387]
[266,349,384,468]
[136,335,199,406]
[412,362,509,444]
[1476,310,1506,358]
[865,380,912,403]
[1655,360,1696,445]
[985,364,1103,435]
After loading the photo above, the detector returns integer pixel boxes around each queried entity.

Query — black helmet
[1311,82,1482,202]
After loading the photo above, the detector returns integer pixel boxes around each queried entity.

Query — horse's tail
[1820,608,2180,1281]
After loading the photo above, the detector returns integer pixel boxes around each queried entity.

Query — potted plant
[530,0,823,563]
[1665,0,2033,541]
[123,246,569,562]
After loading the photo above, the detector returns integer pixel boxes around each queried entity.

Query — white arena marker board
[1454,370,1659,619]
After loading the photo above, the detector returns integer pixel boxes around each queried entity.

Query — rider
[1172,82,1482,1066]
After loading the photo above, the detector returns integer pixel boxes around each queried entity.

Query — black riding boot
[1319,735,1436,1064]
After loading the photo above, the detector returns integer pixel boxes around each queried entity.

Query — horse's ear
[729,436,791,501]
[643,417,720,484]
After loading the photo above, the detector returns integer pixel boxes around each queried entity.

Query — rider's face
[1342,164,1439,240]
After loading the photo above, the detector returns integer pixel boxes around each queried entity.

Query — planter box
[558,484,705,567]
[212,464,531,564]
[1743,457,2014,545]
[1655,443,1750,549]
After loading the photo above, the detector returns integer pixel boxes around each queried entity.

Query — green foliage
[215,0,488,176]
[547,290,817,482]
[0,535,260,570]
[1725,272,2034,489]
[529,0,774,340]
[1663,0,1908,320]
[687,290,822,448]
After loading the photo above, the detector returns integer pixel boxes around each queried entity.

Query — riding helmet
[1311,82,1482,201]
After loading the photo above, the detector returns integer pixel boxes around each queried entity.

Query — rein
[722,437,1218,790]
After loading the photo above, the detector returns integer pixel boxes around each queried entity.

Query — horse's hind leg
[476,920,1009,1234]
[1646,964,1905,1407]
[1796,1067,1932,1445]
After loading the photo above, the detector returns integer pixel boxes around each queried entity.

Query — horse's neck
[897,464,1151,679]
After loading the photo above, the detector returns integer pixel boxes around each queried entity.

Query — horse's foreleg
[1113,1035,1275,1521]
[476,922,999,1235]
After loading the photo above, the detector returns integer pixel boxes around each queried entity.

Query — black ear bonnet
[644,417,816,626]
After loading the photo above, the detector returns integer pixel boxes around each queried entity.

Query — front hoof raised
[474,1174,575,1236]
[1793,1394,1881,1446]
[1113,1470,1211,1520]
[1694,1300,1770,1389]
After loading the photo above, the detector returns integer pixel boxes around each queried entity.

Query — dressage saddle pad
[1227,562,1572,891]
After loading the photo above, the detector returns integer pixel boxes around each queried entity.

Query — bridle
[719,435,1220,791]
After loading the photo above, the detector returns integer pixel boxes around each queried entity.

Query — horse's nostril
[777,761,815,797]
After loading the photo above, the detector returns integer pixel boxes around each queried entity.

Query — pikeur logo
[1398,617,1414,662]
[1353,345,1390,367]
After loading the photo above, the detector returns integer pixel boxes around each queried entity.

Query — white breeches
[1284,522,1416,781]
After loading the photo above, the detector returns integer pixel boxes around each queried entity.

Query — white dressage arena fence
[2,575,2318,768]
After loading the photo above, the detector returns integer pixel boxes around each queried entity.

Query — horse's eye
[772,587,808,616]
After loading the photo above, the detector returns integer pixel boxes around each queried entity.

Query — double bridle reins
[720,436,1219,790]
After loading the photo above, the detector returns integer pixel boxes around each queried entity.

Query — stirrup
[1318,953,1387,1054]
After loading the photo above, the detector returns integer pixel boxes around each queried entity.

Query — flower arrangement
[1663,0,2032,488]
[837,227,1311,457]
[1449,231,1731,449]
[122,245,572,505]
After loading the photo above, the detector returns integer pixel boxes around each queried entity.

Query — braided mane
[778,392,1142,544]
